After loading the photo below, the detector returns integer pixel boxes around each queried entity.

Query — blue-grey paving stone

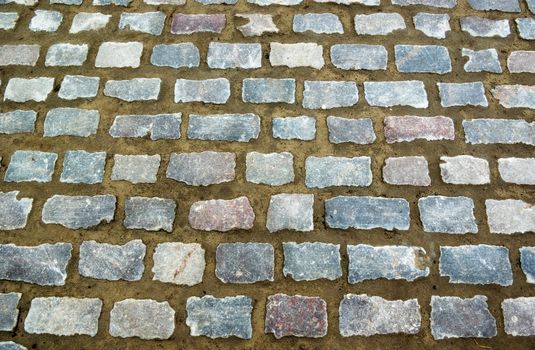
[145,0,185,4]
[166,152,235,186]
[197,0,237,3]
[502,297,535,336]
[364,81,428,108]
[246,152,294,185]
[29,10,62,32]
[70,12,111,33]
[51,0,82,4]
[124,197,176,232]
[42,195,116,229]
[485,199,535,234]
[440,155,490,185]
[266,193,314,233]
[186,295,253,339]
[462,48,501,73]
[109,113,182,140]
[293,13,343,34]
[395,45,451,74]
[45,43,88,67]
[283,242,341,281]
[354,13,405,35]
[0,292,21,331]
[303,81,358,109]
[327,116,376,144]
[93,0,132,6]
[305,156,371,188]
[339,294,421,336]
[236,13,279,36]
[119,12,165,35]
[0,45,40,66]
[44,108,99,137]
[529,0,535,13]
[272,116,316,140]
[437,82,488,107]
[516,18,535,40]
[0,191,32,230]
[383,156,431,186]
[269,43,324,69]
[0,13,19,30]
[5,151,57,183]
[248,0,302,5]
[440,245,512,286]
[492,85,535,109]
[330,44,387,70]
[95,42,142,68]
[348,245,429,283]
[413,13,450,39]
[0,342,26,350]
[174,78,230,104]
[104,78,161,102]
[188,114,260,142]
[216,243,274,283]
[4,77,54,103]
[460,17,510,37]
[0,110,36,134]
[391,0,456,7]
[520,247,535,283]
[418,196,477,234]
[79,240,146,281]
[430,296,497,339]
[60,150,106,184]
[326,196,410,230]
[463,119,535,145]
[207,43,261,69]
[112,154,160,184]
[242,78,295,104]
[151,43,200,68]
[468,0,520,12]
[58,75,99,100]
[0,243,72,286]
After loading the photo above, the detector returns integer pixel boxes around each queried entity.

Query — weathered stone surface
[437,82,488,107]
[109,299,175,340]
[44,108,99,137]
[461,16,510,37]
[340,294,421,336]
[0,293,21,331]
[293,13,343,34]
[93,0,131,5]
[266,194,313,233]
[468,0,520,12]
[112,154,160,184]
[462,48,501,73]
[5,150,57,183]
[186,295,252,339]
[29,10,62,32]
[516,18,535,40]
[60,150,106,184]
[0,0,37,4]
[265,294,327,339]
[171,14,225,34]
[45,43,88,67]
[440,245,512,285]
[151,43,199,68]
[486,199,535,234]
[145,0,185,4]
[391,0,456,7]
[95,42,143,68]
[0,110,36,134]
[50,0,82,5]
[440,155,490,185]
[431,296,497,339]
[25,297,101,336]
[395,45,451,74]
[4,77,54,103]
[463,119,535,145]
[152,242,205,286]
[305,156,372,188]
[520,247,535,283]
[0,191,32,230]
[196,0,236,3]
[110,113,181,140]
[124,197,176,232]
[270,43,324,69]
[383,156,431,186]
[70,12,111,33]
[236,14,278,36]
[58,75,99,100]
[364,81,428,108]
[207,42,261,69]
[491,85,535,109]
[325,196,410,230]
[174,78,230,104]
[42,195,116,229]
[246,152,294,186]
[0,13,19,30]
[242,78,295,104]
[167,152,235,186]
[330,44,387,70]
[247,0,301,5]
[0,243,71,285]
[119,12,165,35]
[104,78,161,102]
[498,158,535,185]
[79,240,146,281]
[413,12,450,38]
[384,116,454,143]
[327,116,376,144]
[303,81,358,109]
[0,342,26,350]
[189,196,254,232]
[188,114,260,142]
[283,242,341,281]
[508,51,535,73]
[0,45,39,66]
[502,297,535,336]
[216,243,274,283]
[354,13,405,35]
[418,196,477,234]
[272,116,316,140]
[529,0,535,13]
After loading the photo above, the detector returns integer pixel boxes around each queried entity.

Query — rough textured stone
[93,0,131,5]
[236,14,278,36]
[145,0,185,4]
[109,299,175,340]
[50,0,82,4]
[60,150,106,184]
[0,293,21,331]
[167,152,235,186]
[189,196,255,232]
[0,13,19,30]
[112,154,160,184]
[119,12,165,35]
[44,108,99,137]
[468,0,520,12]
[5,150,57,183]
[430,296,497,339]
[340,294,421,336]
[486,199,535,234]
[25,297,101,336]
[325,196,410,230]
[29,10,62,32]
[152,242,205,286]
[70,12,111,33]
[314,0,378,3]
[242,78,295,104]
[364,81,428,108]
[383,156,431,186]
[463,119,534,145]
[216,243,274,283]
[188,114,260,142]
[151,43,199,68]
[4,77,54,103]
[104,78,161,102]
[330,44,387,70]
[327,117,376,144]
[491,85,535,109]
[498,158,535,185]
[246,152,294,186]
[520,247,535,283]
[124,197,176,232]
[462,48,501,73]
[440,155,490,185]
[508,51,535,73]
[265,294,327,339]
[175,78,230,104]
[266,194,313,233]
[42,195,116,229]
[391,0,456,7]
[529,0,535,13]
[45,43,88,67]
[269,43,324,69]
[248,0,302,5]
[186,295,252,339]
[305,156,372,188]
[440,245,512,285]
[0,110,36,134]
[418,196,477,234]
[0,0,37,4]
[395,45,452,74]
[0,45,39,66]
[0,243,71,285]
[95,42,143,68]
[413,13,450,38]
[516,18,535,40]
[384,116,454,143]
[303,81,358,109]
[110,113,181,140]
[461,17,510,37]
[272,116,316,140]
[196,0,236,3]
[0,342,25,350]
[437,82,488,107]
[354,13,405,35]
[58,75,99,100]
[171,14,225,34]
[207,43,261,69]
[283,242,341,281]
[0,191,32,230]
[293,13,343,34]
[502,297,535,336]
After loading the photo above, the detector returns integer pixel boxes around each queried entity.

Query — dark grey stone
[293,13,343,34]
[151,43,200,68]
[395,45,451,74]
[188,114,260,142]
[418,196,477,234]
[272,116,316,140]
[42,195,116,229]
[174,78,230,104]
[0,292,21,331]
[303,81,358,109]
[104,78,160,102]
[60,150,106,184]
[124,197,176,232]
[283,242,341,281]
[502,297,535,336]
[242,78,295,104]
[166,151,235,186]
[463,119,535,145]
[5,151,57,183]
[109,113,181,140]
[520,247,535,283]
[58,75,99,100]
[119,12,165,35]
[364,81,428,108]
[462,48,502,73]
[216,243,274,283]
[246,152,294,185]
[461,16,510,37]
[44,108,99,137]
[0,110,35,134]
[0,191,32,230]
[266,193,314,233]
[437,82,488,107]
[330,44,387,70]
[468,0,520,12]
[305,156,372,188]
[327,116,376,144]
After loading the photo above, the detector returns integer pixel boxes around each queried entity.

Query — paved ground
[0,0,534,349]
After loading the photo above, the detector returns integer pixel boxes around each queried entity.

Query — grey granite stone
[42,195,116,229]
[413,13,450,39]
[58,75,99,100]
[461,16,510,37]
[516,18,535,40]
[152,242,205,286]
[383,156,431,186]
[60,150,106,184]
[112,154,160,184]
[395,45,451,74]
[269,43,324,69]
[418,196,477,234]
[0,243,72,286]
[236,14,278,36]
[354,13,405,35]
[314,0,379,3]
[0,293,21,331]
[216,243,274,283]
[51,0,82,5]
[502,297,535,336]
[70,12,111,33]
[166,151,235,186]
[364,81,428,108]
[45,43,88,67]
[93,0,132,5]
[197,0,236,3]
[29,10,62,32]
[0,110,36,134]
[492,85,535,109]
[463,119,535,145]
[0,0,37,4]
[247,0,301,5]
[391,0,456,7]
[486,199,535,234]
[303,81,358,109]
[171,14,225,34]
[272,116,316,140]
[266,193,314,233]
[174,78,230,104]
[283,242,341,281]
[462,48,501,73]
[151,43,200,68]
[0,45,39,66]
[104,78,160,102]
[327,116,376,144]
[529,0,535,13]
[5,150,57,183]
[242,78,295,104]
[437,82,488,107]
[79,240,146,281]
[330,44,387,70]
[468,0,520,12]
[520,247,535,283]
[498,158,535,185]
[508,51,535,73]
[4,77,54,102]
[246,152,294,186]
[0,13,19,30]
[0,191,32,230]
[119,12,165,35]
[145,0,184,4]
[95,42,143,68]
[384,116,454,143]
[0,342,26,350]
[124,197,176,232]
[305,156,372,188]
[188,114,260,142]
[44,108,99,137]
[293,13,343,34]
[189,196,255,232]
[207,43,261,69]
[440,155,490,185]
[110,113,181,140]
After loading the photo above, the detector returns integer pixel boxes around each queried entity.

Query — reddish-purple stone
[171,14,226,34]
[384,115,455,143]
[188,196,255,232]
[265,294,328,339]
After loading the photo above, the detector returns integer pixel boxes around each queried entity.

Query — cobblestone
[151,43,200,68]
[395,45,452,74]
[95,42,143,68]
[330,44,387,70]
[60,150,106,184]
[498,158,535,185]
[0,342,26,350]
[283,242,341,281]
[364,81,428,108]
[463,119,535,145]
[189,196,255,232]
[461,17,510,37]
[491,85,535,109]
[236,13,278,36]
[462,48,502,73]
[269,43,324,69]
[171,14,225,34]
[69,12,110,33]
[392,0,456,7]
[167,151,235,186]
[384,116,454,143]
[272,116,316,140]
[29,10,62,32]
[0,13,18,30]
[242,78,295,104]
[413,13,450,38]
[216,243,274,283]
[109,113,181,140]
[42,195,116,229]
[418,196,477,234]
[508,51,535,73]
[437,82,488,107]
[0,45,39,66]
[486,199,535,234]
[246,152,294,186]
[383,156,431,186]
[58,75,99,100]
[0,191,32,230]
[293,13,343,34]
[327,117,376,144]
[207,42,261,69]
[45,43,88,67]
[354,13,405,35]
[0,293,21,331]
[516,18,535,40]
[119,12,165,35]
[0,110,36,134]
[303,81,358,109]
[439,155,490,185]
[152,242,205,285]
[188,114,260,142]
[124,196,176,232]
[502,297,535,336]
[111,154,160,184]
[4,77,54,103]
[44,108,99,137]
[305,156,372,188]
[174,78,230,104]
[5,151,57,183]
[266,193,313,232]
[468,0,520,12]
[520,247,535,283]
[104,78,161,102]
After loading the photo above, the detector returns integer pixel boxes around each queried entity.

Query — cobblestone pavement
[0,0,534,349]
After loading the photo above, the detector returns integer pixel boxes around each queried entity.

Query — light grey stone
[327,116,375,144]
[502,297,535,336]
[330,44,387,70]
[124,197,175,232]
[0,13,19,30]
[0,0,37,4]
[0,45,39,66]
[529,0,535,13]
[508,51,535,73]
[463,119,535,145]
[45,43,88,67]
[151,43,199,68]
[354,13,405,35]
[413,12,450,39]
[196,0,236,3]
[189,196,255,232]
[498,158,535,185]
[0,110,36,134]
[170,14,226,34]
[516,18,535,40]
[418,196,477,234]
[0,191,32,230]
[272,116,316,140]
[95,42,143,68]
[51,0,82,4]
[216,243,274,283]
[29,10,62,32]
[383,156,430,186]
[266,193,314,233]
[174,78,230,104]
[440,155,490,185]
[104,78,161,102]
[152,243,205,286]
[395,45,451,74]
[293,13,343,34]
[58,75,99,100]
[112,154,160,184]
[145,0,184,4]
[5,151,57,183]
[242,78,295,104]
[44,108,99,137]
[269,42,323,69]
[0,342,26,350]
[364,81,428,108]
[303,81,358,109]
[207,43,261,69]
[468,0,520,12]
[236,14,278,37]
[4,77,54,103]
[486,199,535,234]
[60,150,106,184]
[110,113,181,140]
[305,156,371,188]
[314,0,378,3]
[391,0,456,7]
[188,114,260,142]
[166,151,235,186]
[384,115,454,143]
[119,12,165,35]
[42,195,116,229]
[70,12,111,34]
[247,0,301,5]
[93,0,132,6]
[461,16,510,37]
[462,48,501,73]
[492,85,535,109]
[0,293,21,331]
[283,242,341,281]
[437,82,488,107]
[246,152,294,185]
[520,247,535,283]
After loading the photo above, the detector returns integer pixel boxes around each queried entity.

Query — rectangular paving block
[58,75,99,100]
[384,115,454,143]
[188,114,260,142]
[95,42,142,68]
[124,197,175,232]
[167,151,235,186]
[283,242,341,281]
[0,243,71,286]
[4,77,54,102]
[395,45,451,74]
[272,116,316,140]
[330,44,387,70]
[508,51,535,73]
[383,156,431,186]
[468,0,520,12]
[111,154,160,184]
[70,12,110,33]
[0,13,19,30]
[440,155,490,185]
[269,42,324,69]
[207,42,261,69]
[189,196,255,232]
[354,13,405,35]
[327,116,376,144]
[516,18,535,40]
[216,243,274,283]
[152,242,205,286]
[463,119,534,145]
[0,293,21,331]
[151,43,200,68]
[413,12,451,39]
[29,10,62,32]
[520,247,535,283]
[60,150,106,184]
[305,156,372,188]
[460,16,510,37]
[246,152,294,186]
[0,110,36,134]
[0,45,39,66]
[462,48,501,73]
[491,85,535,109]
[293,13,343,34]
[5,150,57,183]
[42,195,116,229]
[236,13,279,36]
[0,191,32,230]
[119,12,165,35]
[109,113,181,140]
[242,78,295,104]
[104,78,161,102]
[364,81,428,108]
[174,78,230,104]
[248,0,302,4]
[391,0,456,7]
[498,158,535,185]
[437,82,488,107]
[171,14,225,34]
[486,199,535,234]
[266,193,313,233]
[502,297,535,336]
[93,0,132,5]
[45,43,88,67]
[303,81,358,109]
[418,196,477,234]
[43,108,99,137]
